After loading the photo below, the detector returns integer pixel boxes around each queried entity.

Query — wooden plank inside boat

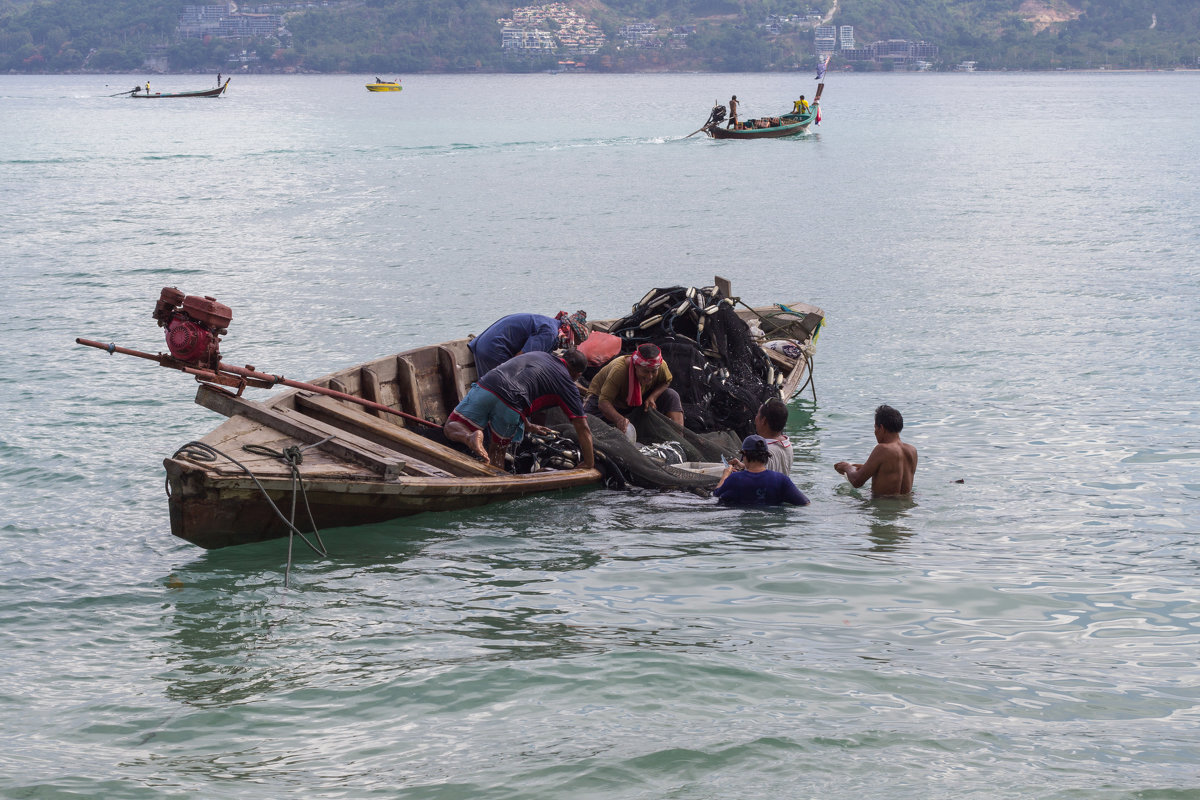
[294,392,504,478]
[436,345,472,409]
[359,367,388,420]
[195,385,407,479]
[394,355,425,426]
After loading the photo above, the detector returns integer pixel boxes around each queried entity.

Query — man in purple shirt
[445,350,595,471]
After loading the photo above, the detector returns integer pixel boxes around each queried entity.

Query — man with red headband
[584,343,684,441]
[468,310,589,378]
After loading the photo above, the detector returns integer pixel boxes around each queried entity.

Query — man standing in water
[715,435,809,507]
[729,398,793,474]
[834,405,917,495]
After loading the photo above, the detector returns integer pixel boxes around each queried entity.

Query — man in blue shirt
[714,435,810,507]
[468,311,589,377]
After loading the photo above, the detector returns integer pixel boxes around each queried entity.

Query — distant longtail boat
[126,78,230,99]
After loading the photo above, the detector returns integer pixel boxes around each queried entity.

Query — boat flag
[815,55,830,81]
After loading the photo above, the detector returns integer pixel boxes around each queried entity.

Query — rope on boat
[169,438,333,587]
[734,298,820,402]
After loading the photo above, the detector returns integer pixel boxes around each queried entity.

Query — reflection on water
[4,72,1200,799]
[865,495,916,553]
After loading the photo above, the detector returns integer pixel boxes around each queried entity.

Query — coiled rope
[169,438,334,587]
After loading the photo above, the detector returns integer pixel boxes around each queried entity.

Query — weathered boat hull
[166,456,598,549]
[707,118,811,139]
[366,83,402,92]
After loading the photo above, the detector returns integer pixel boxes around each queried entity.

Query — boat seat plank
[195,385,406,480]
[294,392,505,478]
[360,367,388,420]
[762,347,797,370]
[395,356,424,428]
[436,346,470,408]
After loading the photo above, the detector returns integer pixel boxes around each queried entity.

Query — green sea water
[1,71,1198,798]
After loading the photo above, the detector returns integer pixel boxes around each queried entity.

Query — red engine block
[152,287,232,369]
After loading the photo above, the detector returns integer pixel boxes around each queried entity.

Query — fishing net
[536,412,738,493]
[596,285,781,438]
[509,284,790,493]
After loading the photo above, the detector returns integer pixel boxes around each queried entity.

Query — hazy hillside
[2,0,1197,73]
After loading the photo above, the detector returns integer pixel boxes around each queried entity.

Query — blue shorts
[448,384,525,446]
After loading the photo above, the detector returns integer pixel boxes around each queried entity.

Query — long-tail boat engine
[152,287,232,371]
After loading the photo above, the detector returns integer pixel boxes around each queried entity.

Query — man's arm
[571,416,595,470]
[780,475,810,506]
[835,445,884,488]
[597,398,630,432]
[643,384,667,409]
[715,463,736,491]
[642,365,672,409]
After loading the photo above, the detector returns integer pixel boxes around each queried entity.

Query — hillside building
[178,3,283,40]
[814,25,836,55]
[497,3,606,57]
[837,38,940,67]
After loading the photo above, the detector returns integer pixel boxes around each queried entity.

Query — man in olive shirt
[583,343,684,441]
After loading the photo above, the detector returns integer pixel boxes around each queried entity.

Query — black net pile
[537,411,739,492]
[598,285,781,438]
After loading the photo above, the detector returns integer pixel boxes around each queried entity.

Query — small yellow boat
[366,79,402,92]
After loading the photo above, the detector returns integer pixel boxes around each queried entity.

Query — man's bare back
[835,405,917,496]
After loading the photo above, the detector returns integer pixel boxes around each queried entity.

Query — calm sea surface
[2,71,1198,798]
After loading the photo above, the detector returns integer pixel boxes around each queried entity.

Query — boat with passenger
[127,78,230,99]
[700,83,823,140]
[366,78,403,92]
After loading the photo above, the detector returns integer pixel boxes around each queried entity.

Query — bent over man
[469,310,589,378]
[445,350,594,471]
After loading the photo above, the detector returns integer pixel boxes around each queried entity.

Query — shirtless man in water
[834,405,917,496]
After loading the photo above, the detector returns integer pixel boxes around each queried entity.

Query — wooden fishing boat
[137,280,824,549]
[699,82,823,140]
[366,80,403,92]
[129,78,230,99]
[706,105,817,139]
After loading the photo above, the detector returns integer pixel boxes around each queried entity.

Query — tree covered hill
[2,0,1198,74]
